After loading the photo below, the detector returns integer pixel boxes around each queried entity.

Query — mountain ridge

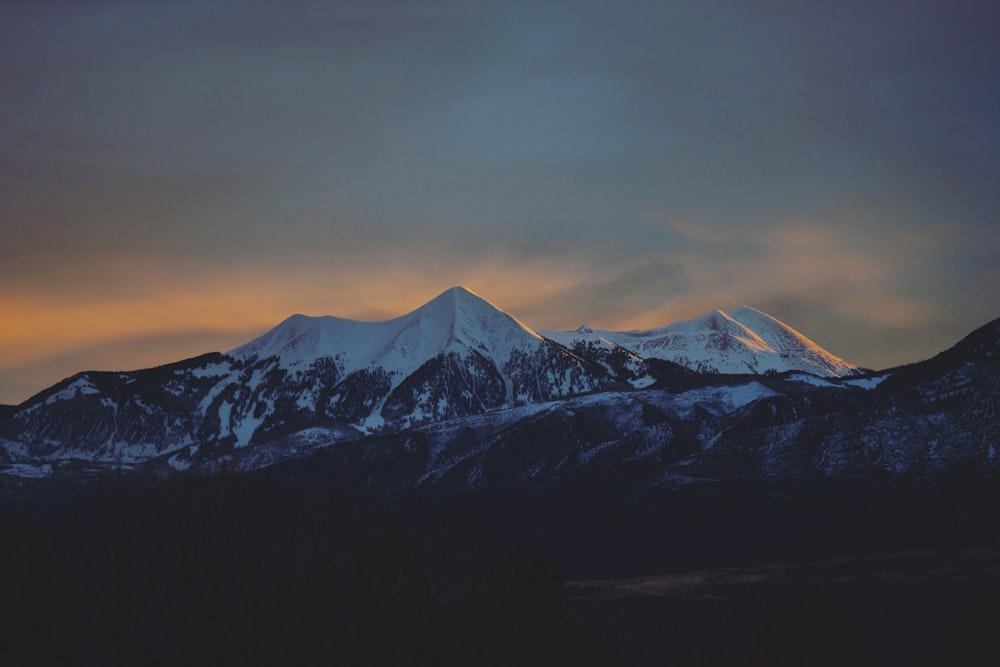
[229,287,547,373]
[541,304,861,378]
[2,288,995,491]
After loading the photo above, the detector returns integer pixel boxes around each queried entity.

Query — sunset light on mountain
[3,0,998,405]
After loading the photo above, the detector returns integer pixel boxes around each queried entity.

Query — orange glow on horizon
[0,260,587,371]
[0,230,938,405]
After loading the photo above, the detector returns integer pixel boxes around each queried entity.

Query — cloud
[2,0,998,399]
[510,218,941,337]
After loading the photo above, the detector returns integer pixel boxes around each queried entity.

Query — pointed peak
[422,285,497,312]
[424,286,491,309]
[439,285,481,299]
[576,324,595,334]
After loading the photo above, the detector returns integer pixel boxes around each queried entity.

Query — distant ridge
[542,305,862,377]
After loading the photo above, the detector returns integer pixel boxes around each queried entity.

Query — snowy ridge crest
[542,305,862,377]
[230,286,545,376]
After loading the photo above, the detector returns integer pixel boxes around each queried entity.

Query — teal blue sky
[2,0,999,404]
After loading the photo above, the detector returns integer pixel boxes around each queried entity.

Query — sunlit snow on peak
[542,305,862,378]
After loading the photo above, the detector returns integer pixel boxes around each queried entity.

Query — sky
[2,0,999,404]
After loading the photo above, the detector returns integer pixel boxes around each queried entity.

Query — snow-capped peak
[228,286,545,377]
[362,286,545,372]
[540,306,862,377]
[225,287,607,432]
[723,306,859,376]
[668,309,773,353]
[407,286,544,349]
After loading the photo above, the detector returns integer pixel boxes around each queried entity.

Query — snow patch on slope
[44,377,100,405]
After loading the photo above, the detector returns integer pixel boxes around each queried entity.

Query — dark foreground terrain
[568,547,1000,666]
[3,468,1000,666]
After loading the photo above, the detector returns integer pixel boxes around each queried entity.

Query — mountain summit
[543,306,862,377]
[230,286,544,378]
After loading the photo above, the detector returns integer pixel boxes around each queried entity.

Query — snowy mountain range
[1,287,996,491]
